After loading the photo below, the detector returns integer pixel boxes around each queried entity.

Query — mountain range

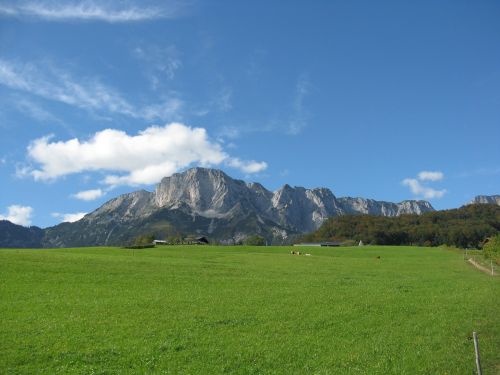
[468,195,500,205]
[1,167,498,247]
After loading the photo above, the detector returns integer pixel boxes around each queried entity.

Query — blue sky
[0,0,499,227]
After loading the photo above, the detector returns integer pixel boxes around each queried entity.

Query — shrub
[483,234,500,263]
[124,244,155,249]
[341,239,357,247]
[132,234,155,246]
[244,235,266,246]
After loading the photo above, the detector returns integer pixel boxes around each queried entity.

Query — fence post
[491,260,494,276]
[473,331,482,375]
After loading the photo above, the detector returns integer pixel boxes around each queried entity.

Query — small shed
[153,240,168,245]
[185,236,209,245]
[320,241,342,247]
[294,241,341,247]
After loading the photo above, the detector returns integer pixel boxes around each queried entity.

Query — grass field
[0,245,498,374]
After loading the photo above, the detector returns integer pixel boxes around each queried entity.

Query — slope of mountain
[42,167,434,247]
[337,197,434,216]
[301,203,500,248]
[468,195,500,206]
[0,220,44,248]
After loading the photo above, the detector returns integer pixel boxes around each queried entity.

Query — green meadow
[0,246,498,374]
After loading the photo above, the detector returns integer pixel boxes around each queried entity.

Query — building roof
[294,241,342,247]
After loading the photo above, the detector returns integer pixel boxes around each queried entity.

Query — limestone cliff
[43,167,435,246]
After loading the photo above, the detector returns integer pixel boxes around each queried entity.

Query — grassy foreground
[0,246,498,374]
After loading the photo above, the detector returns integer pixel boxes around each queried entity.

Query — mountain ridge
[41,167,435,246]
[8,167,490,247]
[0,220,44,248]
[468,195,500,206]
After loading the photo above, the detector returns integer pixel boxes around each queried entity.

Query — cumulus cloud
[0,1,183,22]
[0,205,33,226]
[402,170,446,199]
[417,171,443,182]
[26,123,268,186]
[51,212,86,223]
[402,179,446,199]
[0,59,183,121]
[226,158,268,174]
[71,189,105,201]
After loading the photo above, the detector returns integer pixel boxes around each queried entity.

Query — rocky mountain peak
[86,189,154,223]
[397,200,434,215]
[468,195,500,206]
[146,168,435,231]
[41,167,437,247]
[154,167,250,217]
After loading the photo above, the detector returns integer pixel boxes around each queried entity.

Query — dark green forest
[300,204,500,248]
[0,220,44,248]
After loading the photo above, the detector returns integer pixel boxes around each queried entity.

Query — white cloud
[402,178,446,199]
[0,205,33,226]
[402,170,447,199]
[71,189,104,201]
[418,171,443,182]
[0,59,183,121]
[191,85,233,119]
[0,1,182,22]
[52,212,86,223]
[217,126,241,140]
[0,59,133,115]
[13,97,60,123]
[15,164,31,178]
[26,123,268,186]
[227,158,268,174]
[141,98,184,121]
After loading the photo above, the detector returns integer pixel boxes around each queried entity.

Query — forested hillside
[0,220,44,248]
[300,204,500,248]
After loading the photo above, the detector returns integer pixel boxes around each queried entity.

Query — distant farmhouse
[154,236,209,245]
[294,241,341,247]
[185,236,209,245]
[153,240,168,245]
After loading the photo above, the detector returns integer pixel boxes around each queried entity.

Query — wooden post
[491,260,494,276]
[473,331,482,375]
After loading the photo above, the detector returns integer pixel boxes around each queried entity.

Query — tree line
[299,204,500,249]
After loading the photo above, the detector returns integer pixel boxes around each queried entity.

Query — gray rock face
[152,169,434,232]
[44,167,435,246]
[468,195,500,206]
[154,168,256,218]
[337,197,434,216]
[270,185,343,232]
[85,190,155,223]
